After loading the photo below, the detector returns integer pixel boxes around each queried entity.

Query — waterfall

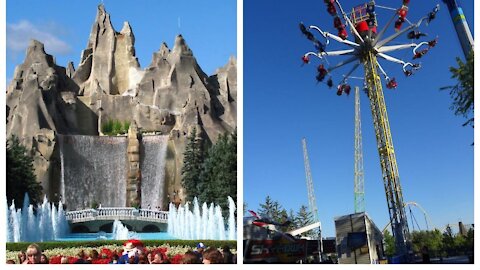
[58,135,128,210]
[140,135,169,209]
[6,193,69,242]
[59,135,65,202]
[167,197,236,240]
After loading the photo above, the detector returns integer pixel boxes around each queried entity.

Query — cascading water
[58,135,127,210]
[140,135,169,209]
[167,197,236,240]
[112,219,129,240]
[59,135,65,202]
[228,196,237,240]
[6,193,69,242]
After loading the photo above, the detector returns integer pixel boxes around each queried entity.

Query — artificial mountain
[6,4,236,209]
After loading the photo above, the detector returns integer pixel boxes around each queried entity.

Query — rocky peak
[172,35,193,56]
[148,42,170,68]
[158,42,170,58]
[87,4,115,49]
[26,39,45,56]
[120,21,135,42]
[227,55,237,67]
[24,39,55,68]
[75,4,141,96]
[8,39,58,95]
[66,61,75,78]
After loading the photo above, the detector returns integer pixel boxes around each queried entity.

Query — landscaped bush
[101,119,131,135]
[112,120,123,134]
[6,241,236,264]
[6,240,236,252]
[101,119,114,135]
[123,120,131,132]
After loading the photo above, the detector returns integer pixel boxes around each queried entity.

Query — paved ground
[415,255,472,264]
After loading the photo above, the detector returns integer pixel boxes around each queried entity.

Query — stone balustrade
[66,208,169,223]
[138,209,169,220]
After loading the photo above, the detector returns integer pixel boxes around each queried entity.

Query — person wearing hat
[194,242,206,261]
[118,241,142,264]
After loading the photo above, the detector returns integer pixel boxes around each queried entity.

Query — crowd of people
[8,241,236,264]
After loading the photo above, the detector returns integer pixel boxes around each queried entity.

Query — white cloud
[7,20,72,55]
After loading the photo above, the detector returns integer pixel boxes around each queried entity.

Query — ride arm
[375,17,427,48]
[377,43,418,54]
[323,49,355,57]
[376,60,389,80]
[373,10,399,46]
[377,52,407,66]
[304,51,323,60]
[413,41,429,54]
[310,26,360,48]
[340,62,360,84]
[334,0,364,43]
[327,55,358,72]
[287,222,320,236]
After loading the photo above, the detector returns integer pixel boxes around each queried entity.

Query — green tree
[453,234,466,254]
[286,209,297,232]
[441,50,474,128]
[181,127,204,202]
[294,205,316,238]
[442,226,455,256]
[258,195,285,225]
[383,230,396,257]
[411,230,443,257]
[465,228,474,254]
[6,135,43,208]
[198,131,237,211]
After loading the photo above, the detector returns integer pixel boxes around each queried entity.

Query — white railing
[65,209,97,222]
[138,209,169,221]
[97,207,136,219]
[65,208,169,223]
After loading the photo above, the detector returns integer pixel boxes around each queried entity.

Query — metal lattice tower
[299,0,441,259]
[354,86,365,213]
[301,138,323,259]
[363,50,410,256]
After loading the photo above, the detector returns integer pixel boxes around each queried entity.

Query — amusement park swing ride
[300,0,440,260]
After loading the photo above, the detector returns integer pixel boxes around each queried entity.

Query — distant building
[458,221,474,237]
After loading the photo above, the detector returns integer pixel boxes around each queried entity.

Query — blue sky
[6,0,236,82]
[244,0,474,237]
